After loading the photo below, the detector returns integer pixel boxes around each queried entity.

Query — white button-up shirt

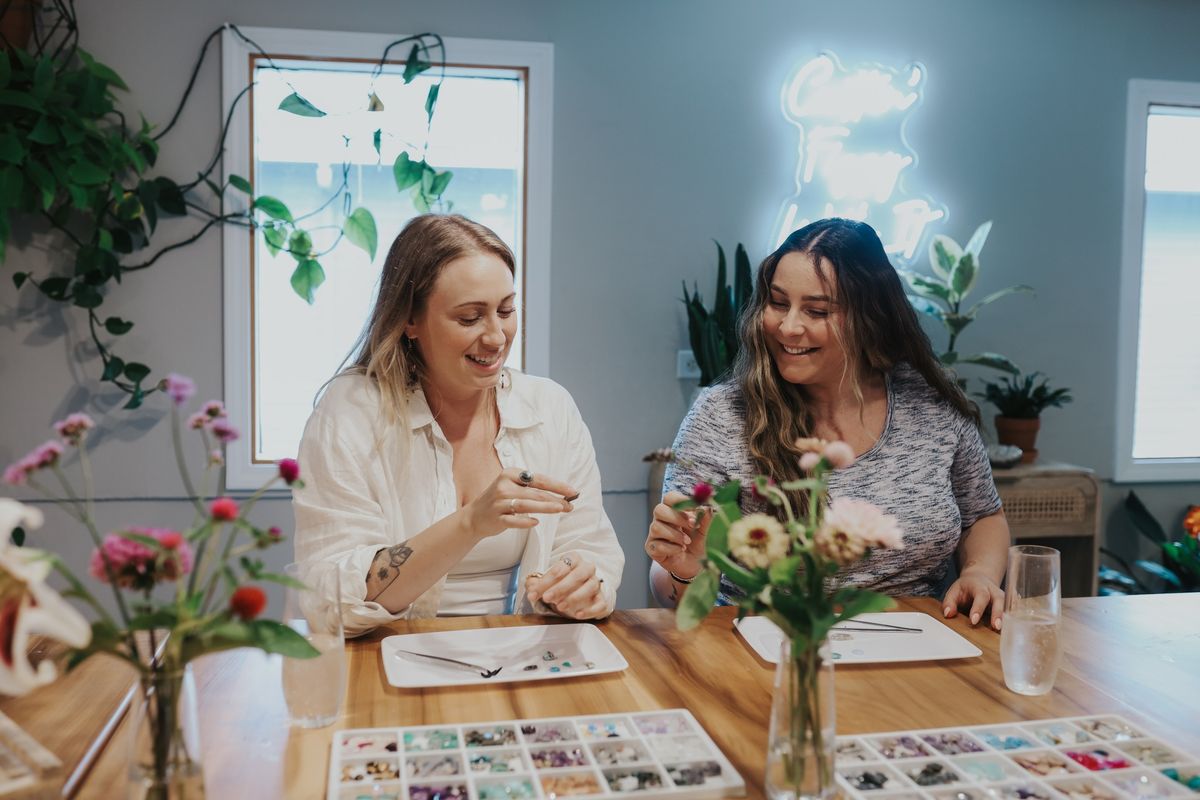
[293,369,625,637]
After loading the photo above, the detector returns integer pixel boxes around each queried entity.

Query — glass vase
[127,664,206,800]
[765,635,836,800]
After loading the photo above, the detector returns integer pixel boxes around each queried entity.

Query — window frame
[1114,78,1200,482]
[219,26,553,490]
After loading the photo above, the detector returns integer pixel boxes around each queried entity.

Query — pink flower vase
[765,635,836,800]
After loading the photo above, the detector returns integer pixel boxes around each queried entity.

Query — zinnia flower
[88,528,193,590]
[815,498,904,565]
[277,458,300,485]
[692,482,714,504]
[230,586,267,620]
[162,374,195,406]
[799,452,820,472]
[54,413,95,446]
[210,497,238,521]
[728,513,790,569]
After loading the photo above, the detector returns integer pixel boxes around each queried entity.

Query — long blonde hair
[344,214,516,430]
[733,218,978,510]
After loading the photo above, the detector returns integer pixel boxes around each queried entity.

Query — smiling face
[404,251,516,400]
[761,251,853,389]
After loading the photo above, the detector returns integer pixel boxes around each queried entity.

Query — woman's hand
[525,552,608,619]
[941,569,1005,631]
[645,491,712,581]
[464,468,576,539]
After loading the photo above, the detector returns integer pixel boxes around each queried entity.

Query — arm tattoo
[366,543,413,601]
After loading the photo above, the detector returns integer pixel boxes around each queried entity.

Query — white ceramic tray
[834,713,1198,800]
[328,708,745,800]
[734,612,982,665]
[380,624,628,688]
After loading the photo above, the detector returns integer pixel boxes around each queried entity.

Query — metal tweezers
[831,618,923,633]
[395,649,502,678]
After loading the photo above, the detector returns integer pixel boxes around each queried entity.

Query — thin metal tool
[832,618,923,633]
[395,649,502,678]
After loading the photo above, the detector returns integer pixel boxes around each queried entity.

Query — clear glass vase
[765,635,836,800]
[127,665,206,800]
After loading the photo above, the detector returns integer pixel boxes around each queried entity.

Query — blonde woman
[295,214,623,636]
[646,218,1009,630]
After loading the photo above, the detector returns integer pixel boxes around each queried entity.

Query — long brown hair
[732,218,978,501]
[343,214,515,428]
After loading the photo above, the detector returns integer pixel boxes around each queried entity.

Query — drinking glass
[281,561,347,727]
[999,544,1062,696]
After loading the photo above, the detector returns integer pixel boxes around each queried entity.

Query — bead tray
[328,708,744,800]
[835,714,1199,800]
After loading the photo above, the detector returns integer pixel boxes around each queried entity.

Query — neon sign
[773,52,944,264]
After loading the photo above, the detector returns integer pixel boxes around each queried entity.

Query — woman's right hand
[645,490,711,580]
[465,468,576,539]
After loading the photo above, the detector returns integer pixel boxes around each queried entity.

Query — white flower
[815,498,904,565]
[728,513,790,569]
[0,499,93,697]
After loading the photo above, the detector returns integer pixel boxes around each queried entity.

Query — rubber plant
[0,2,453,408]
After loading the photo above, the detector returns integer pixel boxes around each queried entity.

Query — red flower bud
[158,531,184,550]
[692,482,714,504]
[229,586,267,620]
[278,458,300,485]
[210,497,239,521]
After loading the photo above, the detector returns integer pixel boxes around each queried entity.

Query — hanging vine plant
[0,1,453,407]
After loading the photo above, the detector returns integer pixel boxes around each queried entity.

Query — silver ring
[509,498,517,514]
[519,470,534,485]
[561,555,574,568]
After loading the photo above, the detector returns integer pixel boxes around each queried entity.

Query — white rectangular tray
[381,623,628,688]
[734,612,982,665]
[329,708,745,800]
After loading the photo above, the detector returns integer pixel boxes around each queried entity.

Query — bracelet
[668,569,696,585]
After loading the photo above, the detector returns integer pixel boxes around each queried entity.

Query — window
[1115,79,1200,481]
[220,28,553,489]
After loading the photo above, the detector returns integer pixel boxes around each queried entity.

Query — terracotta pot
[0,0,39,53]
[995,416,1041,463]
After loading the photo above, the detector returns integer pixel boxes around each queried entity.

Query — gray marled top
[664,363,1002,600]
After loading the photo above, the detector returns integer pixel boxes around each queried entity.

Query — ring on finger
[561,555,574,568]
[519,469,534,485]
[509,498,518,514]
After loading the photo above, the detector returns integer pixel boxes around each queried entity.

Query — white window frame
[1114,78,1200,482]
[219,26,553,490]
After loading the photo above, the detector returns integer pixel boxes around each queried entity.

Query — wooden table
[11,594,1200,798]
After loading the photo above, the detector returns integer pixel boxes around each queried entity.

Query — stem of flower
[169,405,207,518]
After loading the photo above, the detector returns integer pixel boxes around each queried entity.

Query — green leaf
[277,92,326,117]
[12,271,27,289]
[424,84,440,120]
[929,235,961,281]
[27,115,59,145]
[957,352,1021,375]
[253,571,307,590]
[343,207,378,261]
[39,276,69,299]
[0,130,24,165]
[287,229,312,259]
[950,252,978,298]
[966,285,1034,317]
[77,49,129,91]
[768,555,802,584]
[123,361,151,382]
[123,387,145,410]
[411,183,431,213]
[393,152,422,191]
[290,259,325,304]
[68,161,110,186]
[713,481,740,505]
[102,356,125,381]
[31,56,53,97]
[249,620,321,658]
[253,195,293,222]
[1133,559,1182,590]
[72,283,103,309]
[900,270,952,304]
[0,89,43,111]
[675,569,719,631]
[964,220,992,260]
[1124,491,1167,545]
[372,129,381,156]
[402,43,431,83]
[707,550,764,594]
[429,170,452,198]
[154,177,186,215]
[906,294,945,322]
[104,316,133,335]
[833,589,895,623]
[262,225,286,257]
[228,174,252,194]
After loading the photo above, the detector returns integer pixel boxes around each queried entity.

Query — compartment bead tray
[328,709,744,800]
[836,714,1199,800]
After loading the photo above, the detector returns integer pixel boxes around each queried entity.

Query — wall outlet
[676,349,701,380]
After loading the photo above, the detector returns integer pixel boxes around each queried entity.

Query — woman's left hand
[525,551,608,619]
[941,570,1005,631]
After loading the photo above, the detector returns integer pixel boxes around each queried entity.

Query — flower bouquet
[2,375,317,799]
[672,439,904,800]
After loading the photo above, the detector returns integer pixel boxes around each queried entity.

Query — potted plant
[682,242,753,387]
[1099,492,1200,594]
[899,221,1032,379]
[976,372,1073,463]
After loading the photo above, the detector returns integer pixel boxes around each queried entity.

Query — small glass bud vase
[765,635,836,800]
[127,664,205,800]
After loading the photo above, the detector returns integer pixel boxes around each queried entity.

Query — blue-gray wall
[3,0,1198,613]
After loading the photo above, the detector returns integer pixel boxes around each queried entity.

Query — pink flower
[54,413,95,446]
[799,452,821,472]
[201,401,226,419]
[186,412,208,430]
[692,482,714,504]
[89,528,193,590]
[277,458,300,485]
[210,497,238,521]
[162,374,195,406]
[2,458,34,486]
[210,420,240,443]
[29,441,64,469]
[815,498,904,565]
[822,441,855,469]
[267,526,283,540]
